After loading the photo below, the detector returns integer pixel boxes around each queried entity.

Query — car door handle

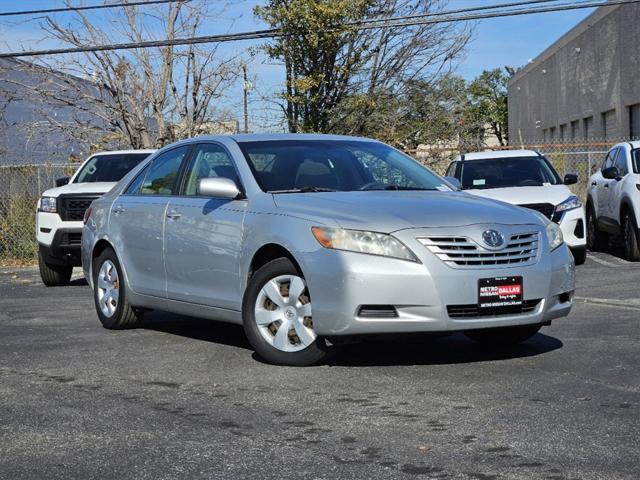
[113,205,125,215]
[604,183,609,188]
[591,181,597,186]
[166,210,182,220]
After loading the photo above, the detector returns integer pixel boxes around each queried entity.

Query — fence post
[587,152,592,176]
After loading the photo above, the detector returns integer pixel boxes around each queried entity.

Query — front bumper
[557,206,586,249]
[38,228,83,266]
[298,225,575,336]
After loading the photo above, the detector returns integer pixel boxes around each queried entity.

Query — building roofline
[508,3,622,85]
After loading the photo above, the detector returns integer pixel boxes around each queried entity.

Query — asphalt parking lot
[0,252,638,480]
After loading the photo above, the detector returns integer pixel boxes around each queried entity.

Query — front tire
[38,248,72,286]
[92,248,143,329]
[586,205,608,251]
[465,324,541,347]
[242,258,328,366]
[571,247,587,265]
[622,210,640,261]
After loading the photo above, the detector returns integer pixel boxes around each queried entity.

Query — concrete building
[508,2,640,142]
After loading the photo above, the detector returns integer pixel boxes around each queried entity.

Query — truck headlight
[311,227,418,262]
[555,195,581,213]
[545,221,564,251]
[38,197,57,213]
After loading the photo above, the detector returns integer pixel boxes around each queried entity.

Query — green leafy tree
[465,68,509,146]
[255,0,471,134]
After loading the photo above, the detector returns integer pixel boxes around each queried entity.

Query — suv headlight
[38,197,57,213]
[545,221,564,251]
[311,227,418,262]
[555,195,581,213]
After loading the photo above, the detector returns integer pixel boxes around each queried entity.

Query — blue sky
[0,1,596,129]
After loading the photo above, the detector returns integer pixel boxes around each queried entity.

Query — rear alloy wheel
[242,258,327,366]
[465,324,541,347]
[586,206,608,251]
[622,210,640,261]
[93,248,143,329]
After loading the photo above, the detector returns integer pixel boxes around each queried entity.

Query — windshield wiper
[270,186,337,194]
[382,185,431,191]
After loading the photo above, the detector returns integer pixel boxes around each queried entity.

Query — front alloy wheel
[622,211,640,261]
[242,258,327,366]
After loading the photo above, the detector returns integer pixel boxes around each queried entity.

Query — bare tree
[4,0,240,151]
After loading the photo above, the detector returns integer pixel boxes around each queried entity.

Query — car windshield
[237,140,449,193]
[633,149,640,173]
[74,153,151,183]
[459,156,561,189]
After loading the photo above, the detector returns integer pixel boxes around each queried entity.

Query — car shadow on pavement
[326,333,563,367]
[141,312,252,350]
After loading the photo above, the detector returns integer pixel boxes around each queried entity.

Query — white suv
[445,150,587,264]
[36,150,154,285]
[586,141,640,261]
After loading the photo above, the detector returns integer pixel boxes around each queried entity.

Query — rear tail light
[83,207,93,225]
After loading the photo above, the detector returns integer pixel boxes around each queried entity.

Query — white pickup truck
[586,141,640,261]
[36,150,155,285]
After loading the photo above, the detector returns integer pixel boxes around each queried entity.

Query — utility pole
[242,64,249,134]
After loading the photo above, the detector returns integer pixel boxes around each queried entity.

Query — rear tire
[571,247,587,265]
[586,205,608,251]
[622,210,640,262]
[38,248,72,286]
[465,324,541,347]
[92,248,143,329]
[242,257,328,366]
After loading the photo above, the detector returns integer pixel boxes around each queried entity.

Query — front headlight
[311,227,418,262]
[545,221,564,251]
[555,195,581,213]
[39,197,57,213]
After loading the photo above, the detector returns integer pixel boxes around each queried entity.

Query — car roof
[89,149,157,156]
[623,141,640,149]
[454,150,541,161]
[182,133,381,143]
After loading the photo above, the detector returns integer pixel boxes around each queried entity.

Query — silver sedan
[81,134,575,366]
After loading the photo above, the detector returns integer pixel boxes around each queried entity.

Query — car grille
[447,299,541,318]
[519,202,555,219]
[59,195,99,221]
[418,232,539,268]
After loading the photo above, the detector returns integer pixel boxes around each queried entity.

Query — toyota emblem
[482,229,505,248]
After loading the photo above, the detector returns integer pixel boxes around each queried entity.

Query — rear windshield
[459,156,561,189]
[74,153,151,183]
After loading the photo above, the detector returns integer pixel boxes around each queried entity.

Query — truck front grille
[418,232,539,268]
[58,195,99,221]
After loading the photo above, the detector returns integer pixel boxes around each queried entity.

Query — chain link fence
[0,138,629,264]
[0,163,78,264]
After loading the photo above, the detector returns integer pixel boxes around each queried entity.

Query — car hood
[41,182,116,198]
[464,185,573,206]
[272,190,544,233]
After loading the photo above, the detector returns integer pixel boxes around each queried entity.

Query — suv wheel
[242,258,328,366]
[465,324,541,347]
[586,205,608,251]
[93,248,143,329]
[571,248,587,266]
[622,210,640,261]
[38,247,72,286]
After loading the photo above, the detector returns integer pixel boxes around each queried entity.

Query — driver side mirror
[55,176,70,187]
[602,166,620,180]
[197,177,241,199]
[443,176,461,190]
[563,173,578,185]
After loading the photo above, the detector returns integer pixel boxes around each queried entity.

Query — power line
[0,0,189,18]
[0,0,638,58]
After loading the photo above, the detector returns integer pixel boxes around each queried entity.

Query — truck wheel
[465,324,541,347]
[622,210,640,262]
[93,248,143,329]
[586,206,608,251]
[242,257,328,366]
[38,248,72,286]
